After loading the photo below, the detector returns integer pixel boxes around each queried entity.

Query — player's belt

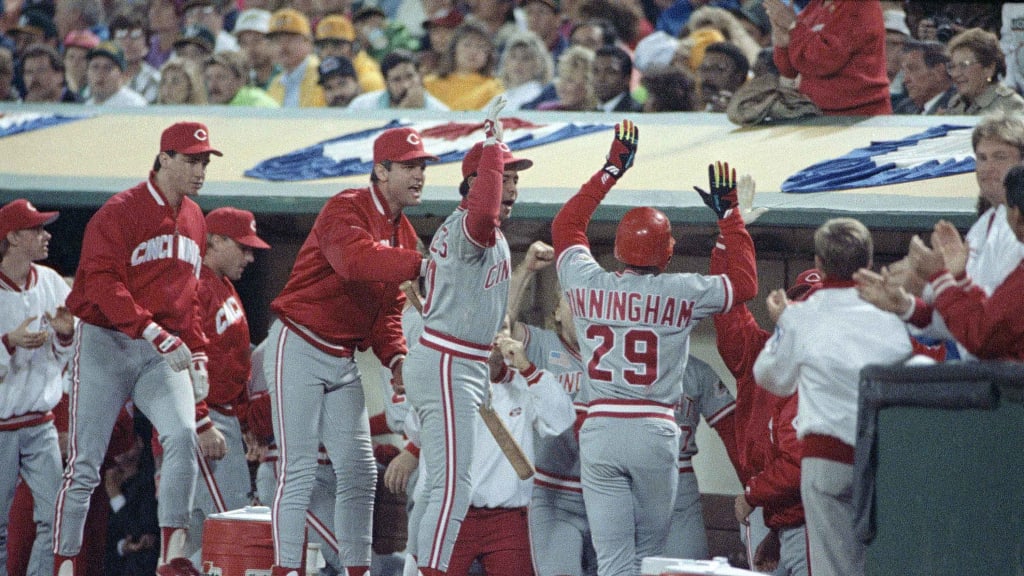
[419,327,491,362]
[0,410,55,431]
[586,399,676,422]
[533,468,583,494]
[677,457,694,474]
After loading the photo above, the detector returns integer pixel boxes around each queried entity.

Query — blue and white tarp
[0,112,89,138]
[245,118,610,181]
[781,124,975,193]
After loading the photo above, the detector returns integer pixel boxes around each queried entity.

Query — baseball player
[505,241,596,576]
[54,122,219,576]
[711,229,814,576]
[403,95,534,575]
[187,207,271,563]
[551,120,758,576]
[754,218,914,576]
[666,355,740,561]
[0,199,74,576]
[266,126,434,576]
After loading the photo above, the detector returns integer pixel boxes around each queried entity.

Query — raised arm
[464,96,508,246]
[552,120,639,259]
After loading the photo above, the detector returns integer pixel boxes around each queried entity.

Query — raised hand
[931,220,968,278]
[484,94,507,145]
[524,241,555,272]
[695,161,738,219]
[602,119,639,181]
[737,173,768,223]
[907,235,944,280]
[853,267,912,315]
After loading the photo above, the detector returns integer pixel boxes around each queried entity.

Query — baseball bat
[399,281,423,314]
[479,402,535,480]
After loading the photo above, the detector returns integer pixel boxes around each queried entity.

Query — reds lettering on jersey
[131,234,203,278]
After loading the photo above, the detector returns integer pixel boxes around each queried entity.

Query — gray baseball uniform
[521,324,596,576]
[666,355,736,561]
[404,143,510,573]
[556,244,732,576]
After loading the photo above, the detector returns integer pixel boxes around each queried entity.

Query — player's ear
[373,162,389,182]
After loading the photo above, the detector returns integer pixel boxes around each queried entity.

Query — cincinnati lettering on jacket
[215,296,244,335]
[563,288,695,328]
[130,234,203,277]
[484,259,511,289]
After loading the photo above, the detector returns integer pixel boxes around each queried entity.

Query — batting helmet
[614,207,675,270]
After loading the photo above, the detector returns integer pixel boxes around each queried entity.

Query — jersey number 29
[585,325,659,386]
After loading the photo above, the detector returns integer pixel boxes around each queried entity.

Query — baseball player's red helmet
[614,207,675,270]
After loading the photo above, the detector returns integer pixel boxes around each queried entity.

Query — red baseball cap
[461,141,534,179]
[160,122,223,156]
[373,127,440,164]
[786,268,823,301]
[0,199,59,238]
[206,207,270,249]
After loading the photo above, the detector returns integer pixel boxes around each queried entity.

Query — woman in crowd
[156,57,207,104]
[489,30,553,111]
[943,28,1024,115]
[537,45,599,111]
[424,21,503,110]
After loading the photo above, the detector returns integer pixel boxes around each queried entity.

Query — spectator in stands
[671,27,726,75]
[765,0,891,116]
[7,9,59,62]
[109,11,161,104]
[0,45,16,101]
[20,44,78,102]
[155,56,206,104]
[893,40,954,115]
[697,41,749,112]
[489,31,553,111]
[351,5,419,64]
[203,50,278,106]
[317,55,360,107]
[348,49,449,110]
[943,28,1024,116]
[182,0,239,53]
[314,14,386,94]
[172,26,216,65]
[63,29,100,98]
[882,10,911,108]
[465,0,518,48]
[54,0,104,42]
[419,8,463,77]
[424,21,503,110]
[266,8,325,107]
[537,44,598,110]
[640,65,697,112]
[145,0,185,70]
[591,44,642,112]
[84,42,148,106]
[685,5,762,67]
[568,18,617,52]
[577,0,650,50]
[522,0,568,62]
[232,9,279,90]
[736,0,771,48]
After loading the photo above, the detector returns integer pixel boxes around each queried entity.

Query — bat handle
[400,281,423,314]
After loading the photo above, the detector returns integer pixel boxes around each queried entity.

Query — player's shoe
[156,557,202,576]
[54,555,78,576]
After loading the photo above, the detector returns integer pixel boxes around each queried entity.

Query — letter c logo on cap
[498,142,510,152]
[406,133,421,146]
[250,220,257,232]
[194,128,209,141]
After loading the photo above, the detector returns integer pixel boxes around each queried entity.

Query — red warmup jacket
[710,241,804,530]
[773,0,891,116]
[67,174,207,352]
[194,266,253,430]
[271,185,422,367]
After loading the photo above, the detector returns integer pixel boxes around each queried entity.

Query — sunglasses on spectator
[114,29,145,39]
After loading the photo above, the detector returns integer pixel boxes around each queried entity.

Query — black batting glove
[694,161,738,219]
[602,119,639,181]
